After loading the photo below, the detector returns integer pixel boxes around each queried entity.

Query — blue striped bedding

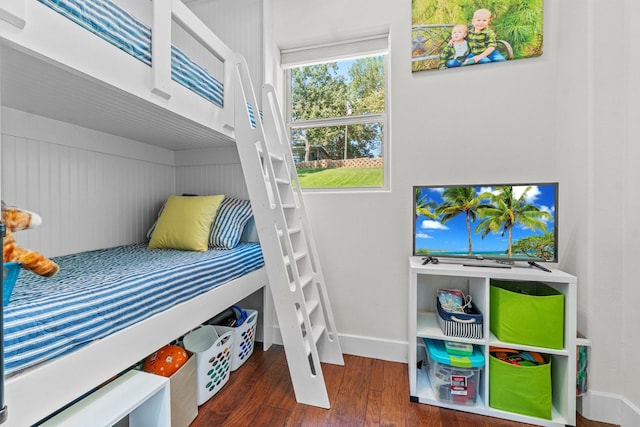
[37,0,225,107]
[3,242,264,375]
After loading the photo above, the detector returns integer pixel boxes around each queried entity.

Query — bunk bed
[0,0,269,425]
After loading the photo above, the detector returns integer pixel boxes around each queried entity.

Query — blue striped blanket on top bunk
[3,242,264,375]
[38,0,225,107]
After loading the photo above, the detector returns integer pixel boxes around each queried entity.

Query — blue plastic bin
[424,339,484,406]
[3,262,21,306]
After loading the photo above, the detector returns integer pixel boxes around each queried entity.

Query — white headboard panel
[174,145,249,199]
[175,163,248,199]
[1,108,175,257]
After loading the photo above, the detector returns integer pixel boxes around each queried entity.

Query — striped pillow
[145,204,165,241]
[210,198,253,249]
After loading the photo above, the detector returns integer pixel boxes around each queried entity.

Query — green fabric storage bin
[489,354,552,419]
[490,280,564,349]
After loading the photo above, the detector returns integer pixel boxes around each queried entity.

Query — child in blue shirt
[439,24,471,69]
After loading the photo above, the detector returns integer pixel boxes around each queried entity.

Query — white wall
[272,0,559,353]
[1,107,175,257]
[186,0,263,103]
[556,1,640,424]
[623,0,640,416]
[272,0,639,423]
[174,146,248,198]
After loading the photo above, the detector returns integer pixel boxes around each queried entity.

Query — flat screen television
[413,183,558,268]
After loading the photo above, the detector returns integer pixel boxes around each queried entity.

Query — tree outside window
[286,55,387,189]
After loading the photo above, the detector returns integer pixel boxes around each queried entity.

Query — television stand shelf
[408,257,577,427]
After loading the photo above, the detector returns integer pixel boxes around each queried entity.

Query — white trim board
[1,107,175,166]
[270,326,407,364]
[579,391,640,426]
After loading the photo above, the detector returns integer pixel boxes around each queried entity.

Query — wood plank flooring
[191,344,617,427]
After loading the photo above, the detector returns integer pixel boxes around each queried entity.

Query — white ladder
[231,55,344,408]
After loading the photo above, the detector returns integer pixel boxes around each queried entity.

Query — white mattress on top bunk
[4,242,264,376]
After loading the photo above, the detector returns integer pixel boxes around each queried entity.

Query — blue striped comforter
[3,243,263,375]
[38,0,225,107]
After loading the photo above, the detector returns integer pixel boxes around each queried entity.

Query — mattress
[37,0,225,107]
[3,242,264,375]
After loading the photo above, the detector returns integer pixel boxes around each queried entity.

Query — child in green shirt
[462,9,506,65]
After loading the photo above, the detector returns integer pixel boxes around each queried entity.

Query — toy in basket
[436,289,483,339]
[212,308,258,371]
[183,325,233,405]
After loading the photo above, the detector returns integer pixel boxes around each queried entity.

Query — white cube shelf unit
[408,257,577,427]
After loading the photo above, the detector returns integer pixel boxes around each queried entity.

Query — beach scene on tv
[414,184,557,261]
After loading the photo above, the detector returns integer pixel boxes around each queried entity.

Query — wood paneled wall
[1,108,175,257]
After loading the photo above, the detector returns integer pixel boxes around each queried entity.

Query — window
[282,36,388,190]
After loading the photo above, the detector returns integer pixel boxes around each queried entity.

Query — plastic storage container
[183,325,233,405]
[169,355,198,427]
[576,337,591,396]
[489,352,552,419]
[490,280,564,349]
[424,339,484,406]
[3,262,20,306]
[212,309,258,371]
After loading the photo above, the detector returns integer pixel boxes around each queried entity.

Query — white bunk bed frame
[0,1,273,425]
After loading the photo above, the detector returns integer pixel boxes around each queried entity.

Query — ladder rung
[278,226,301,237]
[306,299,320,316]
[287,226,302,235]
[276,227,300,237]
[266,176,290,185]
[283,251,307,266]
[282,203,296,209]
[297,274,313,289]
[312,325,325,346]
[294,304,320,331]
[256,147,284,163]
[293,302,321,330]
[303,325,327,357]
[270,152,284,162]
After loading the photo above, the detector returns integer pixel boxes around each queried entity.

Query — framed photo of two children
[411,0,544,73]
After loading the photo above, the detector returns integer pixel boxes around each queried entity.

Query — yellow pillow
[148,195,225,251]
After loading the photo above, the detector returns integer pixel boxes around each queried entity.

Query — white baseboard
[331,333,407,363]
[268,327,407,364]
[578,391,640,426]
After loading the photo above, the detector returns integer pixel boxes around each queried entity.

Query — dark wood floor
[191,344,616,427]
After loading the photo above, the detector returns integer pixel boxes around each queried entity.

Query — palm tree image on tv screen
[413,184,558,262]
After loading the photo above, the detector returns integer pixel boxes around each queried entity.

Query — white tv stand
[408,257,577,427]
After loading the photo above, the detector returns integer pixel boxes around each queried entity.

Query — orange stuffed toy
[2,202,59,277]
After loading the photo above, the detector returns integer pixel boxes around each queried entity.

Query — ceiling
[1,44,235,151]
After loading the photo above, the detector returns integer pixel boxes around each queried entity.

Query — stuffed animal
[2,202,59,277]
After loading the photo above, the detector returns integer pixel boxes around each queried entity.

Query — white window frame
[281,34,390,192]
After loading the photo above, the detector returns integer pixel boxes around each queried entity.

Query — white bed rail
[155,0,235,129]
[0,0,238,133]
[151,0,236,130]
[0,0,25,29]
